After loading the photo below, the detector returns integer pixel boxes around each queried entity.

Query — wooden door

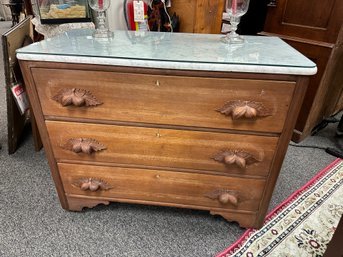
[262,0,343,142]
[264,0,343,43]
[320,26,343,116]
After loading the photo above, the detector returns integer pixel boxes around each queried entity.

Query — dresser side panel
[18,60,68,209]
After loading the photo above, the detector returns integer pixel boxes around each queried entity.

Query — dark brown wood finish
[320,26,343,117]
[263,0,343,44]
[19,59,310,228]
[323,215,343,257]
[262,0,343,142]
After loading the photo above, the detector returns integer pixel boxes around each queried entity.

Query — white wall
[107,0,127,31]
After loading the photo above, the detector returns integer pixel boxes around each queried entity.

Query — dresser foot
[210,210,262,229]
[66,196,110,211]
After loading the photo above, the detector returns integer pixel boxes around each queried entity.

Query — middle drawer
[46,121,278,177]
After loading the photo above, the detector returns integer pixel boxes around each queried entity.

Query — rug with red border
[216,158,343,257]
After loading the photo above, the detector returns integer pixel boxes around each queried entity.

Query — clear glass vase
[88,0,113,38]
[222,0,250,44]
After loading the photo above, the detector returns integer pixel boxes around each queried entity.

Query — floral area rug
[216,158,343,257]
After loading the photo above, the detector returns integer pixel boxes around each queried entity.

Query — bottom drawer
[59,163,266,212]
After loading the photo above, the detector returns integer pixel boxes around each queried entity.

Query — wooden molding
[67,196,110,211]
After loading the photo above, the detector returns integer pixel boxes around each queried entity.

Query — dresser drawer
[59,163,266,212]
[33,68,295,133]
[47,121,278,177]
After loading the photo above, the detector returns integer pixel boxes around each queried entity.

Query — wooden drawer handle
[62,138,106,154]
[213,150,260,169]
[52,88,103,107]
[216,100,272,120]
[205,189,238,206]
[72,178,112,192]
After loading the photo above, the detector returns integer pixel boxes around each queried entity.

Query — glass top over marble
[17,29,316,69]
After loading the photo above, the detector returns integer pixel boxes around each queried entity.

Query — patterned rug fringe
[216,158,343,257]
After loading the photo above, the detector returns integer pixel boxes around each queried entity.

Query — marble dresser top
[17,29,317,75]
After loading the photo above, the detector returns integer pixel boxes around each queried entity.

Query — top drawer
[32,68,295,133]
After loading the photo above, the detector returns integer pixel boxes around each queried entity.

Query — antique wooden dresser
[17,30,316,228]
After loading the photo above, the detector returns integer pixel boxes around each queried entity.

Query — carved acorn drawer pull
[52,88,103,107]
[216,100,272,120]
[213,150,260,169]
[62,138,106,154]
[205,189,239,206]
[72,178,112,192]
